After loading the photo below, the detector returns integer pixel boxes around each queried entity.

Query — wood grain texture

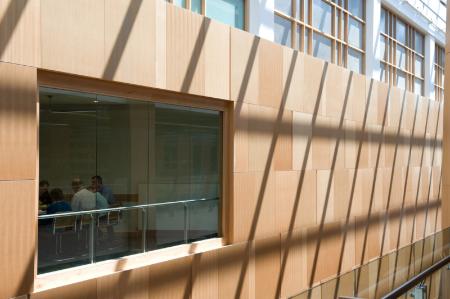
[165,5,204,96]
[0,180,36,299]
[2,2,445,297]
[41,0,105,78]
[104,0,157,86]
[0,0,40,66]
[0,62,37,181]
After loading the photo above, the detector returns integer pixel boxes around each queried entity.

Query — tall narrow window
[167,0,244,29]
[434,45,445,101]
[274,0,365,73]
[38,87,222,273]
[380,7,425,95]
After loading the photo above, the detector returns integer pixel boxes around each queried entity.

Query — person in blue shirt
[47,188,72,214]
[91,175,115,206]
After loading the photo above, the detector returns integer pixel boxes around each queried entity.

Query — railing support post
[142,208,147,252]
[89,214,95,263]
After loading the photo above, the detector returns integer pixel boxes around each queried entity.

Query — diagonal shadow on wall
[0,0,29,59]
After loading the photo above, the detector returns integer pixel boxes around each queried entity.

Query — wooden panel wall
[39,1,229,99]
[0,62,37,299]
[0,0,446,298]
[0,0,40,66]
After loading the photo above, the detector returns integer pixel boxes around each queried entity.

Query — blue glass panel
[206,0,244,29]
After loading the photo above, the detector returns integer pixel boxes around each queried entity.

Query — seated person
[71,178,109,211]
[39,180,52,205]
[71,178,96,211]
[94,188,109,210]
[46,188,72,214]
[91,175,115,205]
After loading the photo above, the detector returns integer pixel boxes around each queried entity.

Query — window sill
[34,237,224,293]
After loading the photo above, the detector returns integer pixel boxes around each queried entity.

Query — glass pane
[348,0,363,19]
[396,45,406,70]
[274,15,292,47]
[396,19,407,45]
[415,79,423,95]
[312,33,332,62]
[206,0,244,29]
[174,0,186,8]
[38,88,222,273]
[297,25,302,50]
[95,209,142,262]
[397,70,406,89]
[305,28,310,52]
[415,56,423,77]
[381,8,386,34]
[380,35,387,61]
[415,32,424,54]
[191,0,201,13]
[38,89,97,273]
[348,48,363,74]
[275,0,292,16]
[312,0,332,35]
[380,62,386,82]
[304,0,309,23]
[148,104,221,248]
[348,17,363,49]
[296,0,300,19]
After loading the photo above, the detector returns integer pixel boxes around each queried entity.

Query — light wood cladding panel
[275,170,316,232]
[97,268,149,299]
[255,235,281,299]
[191,250,219,299]
[324,64,351,119]
[204,20,230,100]
[274,110,293,171]
[280,229,308,298]
[165,5,204,96]
[292,112,313,170]
[282,48,304,112]
[148,256,192,299]
[0,0,39,66]
[218,242,251,299]
[230,28,260,104]
[104,0,157,86]
[165,6,229,99]
[31,279,97,299]
[258,39,283,108]
[40,0,105,78]
[0,181,36,299]
[248,104,276,172]
[301,55,327,115]
[0,62,37,181]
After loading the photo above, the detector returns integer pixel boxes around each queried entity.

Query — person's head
[71,178,83,193]
[39,180,49,195]
[91,175,103,192]
[49,188,64,202]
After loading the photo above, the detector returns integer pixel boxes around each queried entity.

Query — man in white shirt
[71,178,108,211]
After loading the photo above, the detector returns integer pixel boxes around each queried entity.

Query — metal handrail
[380,254,450,299]
[38,197,219,219]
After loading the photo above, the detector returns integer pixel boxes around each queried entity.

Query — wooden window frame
[274,0,366,73]
[380,7,425,95]
[434,44,445,101]
[34,70,233,290]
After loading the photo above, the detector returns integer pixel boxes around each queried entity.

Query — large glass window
[168,0,244,29]
[380,7,425,95]
[434,44,445,101]
[38,87,222,273]
[274,0,365,73]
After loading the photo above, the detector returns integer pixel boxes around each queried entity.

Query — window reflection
[38,87,222,273]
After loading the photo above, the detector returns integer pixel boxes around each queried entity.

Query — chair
[52,215,77,255]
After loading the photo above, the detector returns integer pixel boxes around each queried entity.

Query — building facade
[0,0,449,299]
